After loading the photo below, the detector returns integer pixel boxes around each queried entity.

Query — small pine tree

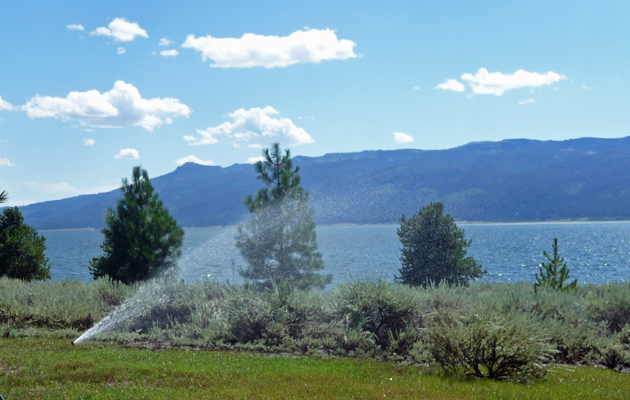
[534,238,577,293]
[0,206,50,281]
[396,202,484,287]
[236,143,331,290]
[89,166,184,284]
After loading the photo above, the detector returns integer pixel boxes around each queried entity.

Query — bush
[0,207,50,281]
[424,311,555,380]
[397,202,484,287]
[335,276,419,348]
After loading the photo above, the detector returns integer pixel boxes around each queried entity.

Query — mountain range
[17,136,630,230]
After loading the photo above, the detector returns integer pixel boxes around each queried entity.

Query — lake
[41,221,630,285]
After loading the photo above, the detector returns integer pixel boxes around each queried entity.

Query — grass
[1,338,629,399]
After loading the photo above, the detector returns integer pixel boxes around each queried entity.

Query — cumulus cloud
[92,18,149,42]
[461,68,565,96]
[518,98,535,105]
[186,107,314,147]
[175,155,214,166]
[83,139,95,146]
[66,24,84,31]
[436,79,465,92]
[117,47,126,55]
[22,81,191,131]
[393,132,414,143]
[0,96,15,111]
[159,38,173,46]
[246,156,266,164]
[182,28,357,68]
[160,49,179,57]
[114,148,139,159]
[0,158,16,167]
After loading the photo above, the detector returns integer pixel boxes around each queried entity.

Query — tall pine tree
[89,166,184,284]
[236,143,331,289]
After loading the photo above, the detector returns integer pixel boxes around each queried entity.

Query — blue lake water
[42,222,630,285]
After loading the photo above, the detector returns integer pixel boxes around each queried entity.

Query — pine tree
[236,143,331,289]
[534,238,577,293]
[0,190,7,204]
[396,202,484,287]
[0,206,50,281]
[89,166,184,284]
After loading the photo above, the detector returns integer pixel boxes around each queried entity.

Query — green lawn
[1,338,629,399]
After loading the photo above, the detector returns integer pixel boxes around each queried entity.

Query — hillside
[18,136,630,229]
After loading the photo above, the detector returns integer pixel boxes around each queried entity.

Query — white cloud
[160,49,179,57]
[92,18,149,42]
[159,38,173,46]
[187,107,314,147]
[461,68,566,96]
[66,24,85,31]
[0,96,15,111]
[0,158,16,167]
[413,86,420,90]
[83,138,95,146]
[30,182,81,194]
[175,155,215,166]
[24,181,119,196]
[117,47,126,55]
[114,148,139,159]
[182,28,357,68]
[393,132,414,143]
[518,98,535,105]
[22,81,191,131]
[436,79,465,92]
[582,84,593,90]
[246,156,266,164]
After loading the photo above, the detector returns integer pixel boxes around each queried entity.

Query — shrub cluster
[2,277,630,378]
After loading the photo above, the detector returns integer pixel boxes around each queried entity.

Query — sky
[1,0,629,206]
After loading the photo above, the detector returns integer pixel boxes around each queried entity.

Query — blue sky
[1,0,629,206]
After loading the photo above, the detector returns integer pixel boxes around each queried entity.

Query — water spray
[71,272,174,345]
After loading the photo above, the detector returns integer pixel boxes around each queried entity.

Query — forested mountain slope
[19,136,630,229]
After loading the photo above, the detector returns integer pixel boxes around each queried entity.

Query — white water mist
[72,273,174,345]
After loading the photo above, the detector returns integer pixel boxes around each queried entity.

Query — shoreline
[36,218,630,231]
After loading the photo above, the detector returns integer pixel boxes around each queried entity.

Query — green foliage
[0,207,50,281]
[424,311,554,380]
[335,276,419,348]
[244,143,305,211]
[0,277,134,331]
[8,278,630,374]
[0,190,7,204]
[89,166,184,284]
[237,143,331,290]
[534,238,577,293]
[397,202,484,287]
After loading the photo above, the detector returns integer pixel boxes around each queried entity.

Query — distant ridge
[18,136,630,229]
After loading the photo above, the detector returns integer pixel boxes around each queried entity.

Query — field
[1,337,630,399]
[1,277,630,398]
